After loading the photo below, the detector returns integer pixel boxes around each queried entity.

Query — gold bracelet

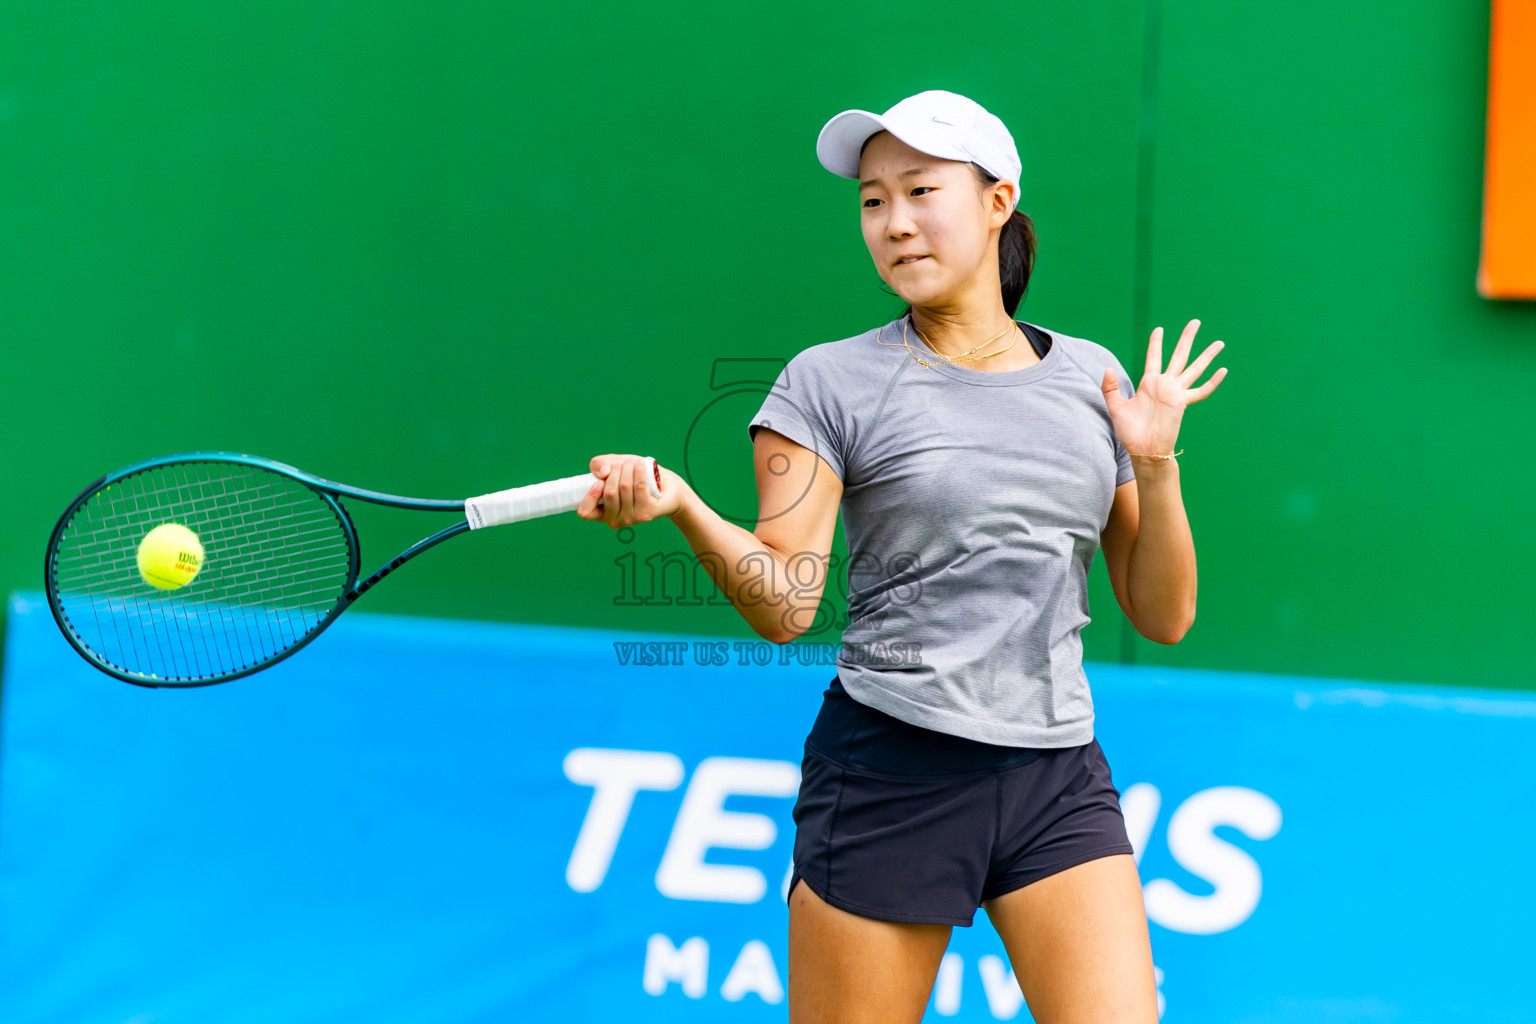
[1126,448,1183,460]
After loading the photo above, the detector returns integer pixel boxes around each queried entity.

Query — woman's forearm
[666,481,820,644]
[1126,456,1197,644]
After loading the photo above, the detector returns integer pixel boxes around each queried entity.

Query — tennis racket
[44,451,663,688]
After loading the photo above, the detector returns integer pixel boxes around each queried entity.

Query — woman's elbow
[762,626,797,646]
[1136,607,1195,646]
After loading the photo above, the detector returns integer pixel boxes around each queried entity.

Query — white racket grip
[464,456,663,530]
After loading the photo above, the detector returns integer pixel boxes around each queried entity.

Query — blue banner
[2,592,1534,1022]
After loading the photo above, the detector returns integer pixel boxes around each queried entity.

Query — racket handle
[464,456,664,530]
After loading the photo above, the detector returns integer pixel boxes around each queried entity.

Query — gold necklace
[912,318,1018,362]
[877,315,1020,370]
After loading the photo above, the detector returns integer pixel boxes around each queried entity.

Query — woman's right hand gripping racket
[44,452,664,688]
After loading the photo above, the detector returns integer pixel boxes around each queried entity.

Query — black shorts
[787,675,1136,927]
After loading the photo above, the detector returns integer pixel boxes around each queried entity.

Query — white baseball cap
[816,89,1022,206]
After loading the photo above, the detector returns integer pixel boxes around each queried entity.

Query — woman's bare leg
[788,879,953,1024]
[980,853,1158,1024]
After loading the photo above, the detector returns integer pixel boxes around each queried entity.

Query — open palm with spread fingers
[1101,318,1227,457]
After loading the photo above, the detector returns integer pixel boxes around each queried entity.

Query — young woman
[579,88,1226,1023]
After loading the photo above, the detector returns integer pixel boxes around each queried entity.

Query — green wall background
[1,1,1530,690]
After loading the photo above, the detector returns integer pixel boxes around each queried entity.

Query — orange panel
[1479,0,1536,299]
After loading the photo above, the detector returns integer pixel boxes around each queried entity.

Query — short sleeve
[746,352,847,481]
[1107,353,1136,487]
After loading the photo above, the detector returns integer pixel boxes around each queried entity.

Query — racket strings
[51,461,356,682]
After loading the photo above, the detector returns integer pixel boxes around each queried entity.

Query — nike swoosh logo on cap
[930,116,954,125]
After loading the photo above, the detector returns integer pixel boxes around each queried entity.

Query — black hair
[861,135,1039,317]
[964,162,1038,317]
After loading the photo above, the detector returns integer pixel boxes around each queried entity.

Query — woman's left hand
[1101,318,1228,457]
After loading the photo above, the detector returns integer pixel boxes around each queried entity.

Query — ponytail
[979,164,1038,316]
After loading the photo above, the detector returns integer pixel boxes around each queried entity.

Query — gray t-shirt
[747,313,1137,748]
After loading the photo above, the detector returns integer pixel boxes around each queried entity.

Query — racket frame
[45,451,475,688]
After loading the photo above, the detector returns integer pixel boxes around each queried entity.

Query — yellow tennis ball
[137,523,205,590]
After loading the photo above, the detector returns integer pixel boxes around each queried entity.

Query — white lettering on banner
[933,952,963,1016]
[564,749,1281,947]
[563,749,684,892]
[640,940,1169,1018]
[656,757,802,902]
[644,937,785,1005]
[1141,785,1283,935]
[977,955,1026,1019]
[642,934,707,998]
[719,939,784,1004]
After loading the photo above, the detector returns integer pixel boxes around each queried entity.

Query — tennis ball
[137,523,204,590]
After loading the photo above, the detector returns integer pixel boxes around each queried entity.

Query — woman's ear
[992,180,1018,223]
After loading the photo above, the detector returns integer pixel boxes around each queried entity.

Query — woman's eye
[862,187,933,209]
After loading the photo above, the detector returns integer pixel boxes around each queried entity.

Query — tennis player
[579,88,1225,1023]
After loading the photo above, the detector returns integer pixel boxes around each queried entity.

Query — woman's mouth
[896,256,928,266]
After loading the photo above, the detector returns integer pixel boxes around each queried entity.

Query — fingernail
[597,462,608,475]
